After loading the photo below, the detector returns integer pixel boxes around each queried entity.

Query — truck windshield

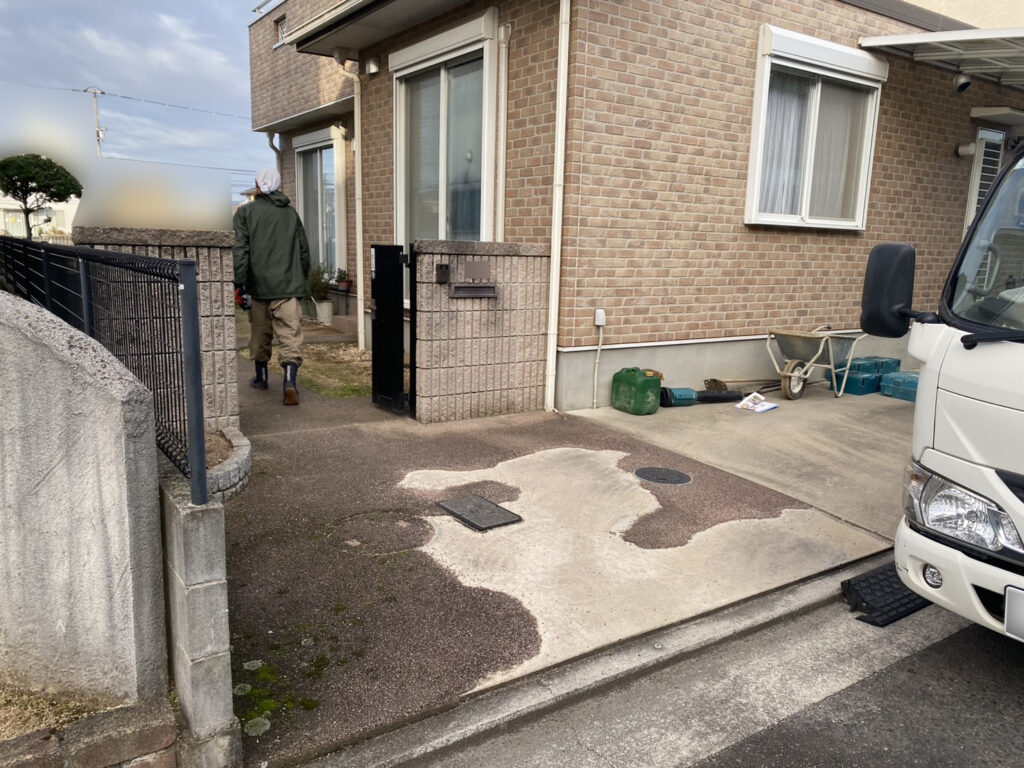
[949,157,1024,332]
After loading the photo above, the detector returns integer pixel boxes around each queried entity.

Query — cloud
[1,1,274,182]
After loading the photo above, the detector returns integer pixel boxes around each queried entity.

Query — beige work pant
[249,297,304,368]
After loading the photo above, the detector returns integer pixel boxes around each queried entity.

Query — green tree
[0,154,82,241]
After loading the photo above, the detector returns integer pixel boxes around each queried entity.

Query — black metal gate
[370,244,415,417]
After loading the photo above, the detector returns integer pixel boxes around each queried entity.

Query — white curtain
[759,70,810,216]
[809,81,866,221]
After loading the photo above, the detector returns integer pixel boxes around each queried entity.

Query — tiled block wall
[73,227,239,433]
[414,239,550,424]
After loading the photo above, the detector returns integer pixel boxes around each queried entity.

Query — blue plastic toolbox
[880,371,919,402]
[836,356,901,376]
[827,371,882,395]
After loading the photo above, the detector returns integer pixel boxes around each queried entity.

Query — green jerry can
[611,368,663,415]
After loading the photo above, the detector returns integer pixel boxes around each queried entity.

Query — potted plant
[334,268,353,293]
[308,265,334,325]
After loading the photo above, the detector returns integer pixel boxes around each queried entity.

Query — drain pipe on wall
[544,0,571,412]
[334,52,367,350]
[592,309,605,408]
[496,22,512,242]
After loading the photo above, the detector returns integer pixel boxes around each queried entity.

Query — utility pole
[84,87,105,157]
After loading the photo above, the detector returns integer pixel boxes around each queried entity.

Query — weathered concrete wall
[73,226,240,433]
[414,240,550,424]
[159,458,242,766]
[0,291,166,702]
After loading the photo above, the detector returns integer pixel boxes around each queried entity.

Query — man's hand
[235,287,252,310]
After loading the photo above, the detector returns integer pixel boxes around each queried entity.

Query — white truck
[862,145,1024,641]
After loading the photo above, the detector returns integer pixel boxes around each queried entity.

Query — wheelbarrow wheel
[781,359,807,400]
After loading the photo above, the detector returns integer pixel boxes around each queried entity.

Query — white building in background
[0,194,79,240]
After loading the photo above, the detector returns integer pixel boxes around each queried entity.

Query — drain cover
[841,562,930,627]
[635,467,692,485]
[437,495,522,532]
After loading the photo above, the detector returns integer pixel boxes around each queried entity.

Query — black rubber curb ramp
[841,560,930,627]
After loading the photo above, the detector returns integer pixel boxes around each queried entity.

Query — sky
[0,0,277,204]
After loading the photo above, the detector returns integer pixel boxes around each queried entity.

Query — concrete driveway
[227,363,912,766]
[572,381,915,539]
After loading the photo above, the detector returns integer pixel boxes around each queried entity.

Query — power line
[2,79,251,120]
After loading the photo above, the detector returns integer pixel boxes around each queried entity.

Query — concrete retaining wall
[414,240,551,424]
[0,290,166,702]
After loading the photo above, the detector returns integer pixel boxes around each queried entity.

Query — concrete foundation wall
[414,240,550,423]
[555,334,913,411]
[0,291,166,702]
[159,459,242,765]
[73,226,240,433]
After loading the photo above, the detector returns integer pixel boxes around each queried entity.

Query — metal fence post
[78,258,95,337]
[178,261,209,505]
[42,249,53,311]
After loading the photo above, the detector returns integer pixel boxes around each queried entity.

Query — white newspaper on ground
[735,392,778,413]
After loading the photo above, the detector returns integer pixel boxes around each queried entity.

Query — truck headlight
[904,461,1024,555]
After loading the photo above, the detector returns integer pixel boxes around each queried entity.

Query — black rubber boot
[251,360,269,390]
[282,362,299,406]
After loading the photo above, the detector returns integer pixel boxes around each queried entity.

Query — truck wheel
[781,360,807,400]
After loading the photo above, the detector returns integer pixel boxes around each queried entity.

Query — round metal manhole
[635,467,692,485]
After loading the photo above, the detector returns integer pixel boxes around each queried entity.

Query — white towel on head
[255,167,281,193]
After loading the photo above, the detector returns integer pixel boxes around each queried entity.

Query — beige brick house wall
[558,0,1020,350]
[250,0,1024,409]
[249,0,353,131]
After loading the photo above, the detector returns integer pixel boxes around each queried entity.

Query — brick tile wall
[253,0,1023,355]
[559,0,1016,348]
[250,1,354,130]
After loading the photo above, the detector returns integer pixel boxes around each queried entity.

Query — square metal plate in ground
[438,495,522,532]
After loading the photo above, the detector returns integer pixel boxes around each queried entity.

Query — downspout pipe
[496,23,512,242]
[544,0,571,411]
[334,52,367,350]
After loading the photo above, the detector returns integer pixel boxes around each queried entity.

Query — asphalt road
[410,600,1024,768]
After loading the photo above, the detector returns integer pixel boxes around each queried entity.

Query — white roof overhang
[254,97,353,134]
[860,28,1024,88]
[285,0,470,58]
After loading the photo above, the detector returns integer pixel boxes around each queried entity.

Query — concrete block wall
[159,458,242,767]
[73,227,240,433]
[414,239,550,423]
[0,291,166,703]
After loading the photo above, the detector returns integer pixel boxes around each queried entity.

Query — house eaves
[284,0,470,57]
[254,96,354,134]
[860,28,1024,88]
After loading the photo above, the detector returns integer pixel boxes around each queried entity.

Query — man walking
[233,167,311,405]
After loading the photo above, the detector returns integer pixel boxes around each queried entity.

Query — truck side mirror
[861,243,916,338]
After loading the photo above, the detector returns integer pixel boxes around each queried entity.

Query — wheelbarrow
[766,325,867,399]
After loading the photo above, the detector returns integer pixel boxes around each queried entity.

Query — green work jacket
[233,191,311,300]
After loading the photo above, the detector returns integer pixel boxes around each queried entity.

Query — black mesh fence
[0,235,208,503]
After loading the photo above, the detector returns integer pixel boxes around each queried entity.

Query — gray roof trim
[841,0,972,33]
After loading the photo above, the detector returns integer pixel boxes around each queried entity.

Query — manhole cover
[635,467,692,485]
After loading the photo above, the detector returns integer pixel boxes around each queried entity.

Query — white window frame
[745,25,888,231]
[294,126,343,272]
[391,7,498,253]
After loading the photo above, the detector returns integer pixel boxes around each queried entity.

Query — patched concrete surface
[403,447,885,687]
[572,385,914,538]
[228,366,907,766]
